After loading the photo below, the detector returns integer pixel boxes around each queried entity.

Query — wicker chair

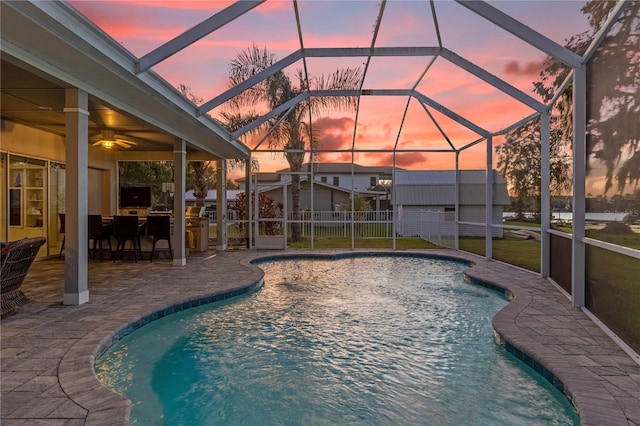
[1,237,46,317]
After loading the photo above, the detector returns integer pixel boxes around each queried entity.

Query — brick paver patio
[1,249,639,425]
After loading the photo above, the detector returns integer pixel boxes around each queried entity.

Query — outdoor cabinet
[186,217,209,252]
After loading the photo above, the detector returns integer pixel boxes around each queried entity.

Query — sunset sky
[68,0,593,183]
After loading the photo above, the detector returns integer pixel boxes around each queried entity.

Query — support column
[173,139,187,266]
[392,153,397,250]
[572,67,587,308]
[63,88,89,305]
[216,159,227,251]
[283,175,288,244]
[540,111,551,277]
[455,151,460,251]
[254,172,260,244]
[350,156,355,249]
[245,158,252,249]
[310,165,315,249]
[485,136,493,260]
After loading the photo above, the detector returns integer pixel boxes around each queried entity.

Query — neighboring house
[259,179,353,212]
[394,170,511,237]
[303,163,395,192]
[185,189,243,210]
[237,163,396,210]
[237,172,281,191]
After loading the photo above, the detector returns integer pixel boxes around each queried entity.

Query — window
[320,176,327,183]
[333,176,339,186]
[370,176,377,187]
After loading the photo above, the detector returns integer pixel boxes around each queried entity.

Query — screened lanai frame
[68,1,638,357]
[115,1,638,298]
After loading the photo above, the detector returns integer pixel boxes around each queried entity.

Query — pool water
[96,256,579,425]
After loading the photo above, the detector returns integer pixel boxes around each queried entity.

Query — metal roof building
[395,170,510,207]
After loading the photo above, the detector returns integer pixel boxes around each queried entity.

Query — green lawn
[288,235,542,272]
[229,227,637,274]
[288,237,441,250]
[586,246,640,354]
[503,220,541,229]
[585,230,640,250]
[458,237,541,272]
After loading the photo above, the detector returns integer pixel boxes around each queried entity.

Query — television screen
[120,186,151,208]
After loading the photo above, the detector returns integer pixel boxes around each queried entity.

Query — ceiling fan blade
[115,140,133,148]
[92,140,104,146]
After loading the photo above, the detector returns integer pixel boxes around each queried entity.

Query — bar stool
[146,215,173,262]
[88,214,113,262]
[112,215,142,262]
[58,213,65,258]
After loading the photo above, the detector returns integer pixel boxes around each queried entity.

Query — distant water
[504,212,630,222]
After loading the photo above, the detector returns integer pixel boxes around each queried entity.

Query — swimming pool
[96,255,578,425]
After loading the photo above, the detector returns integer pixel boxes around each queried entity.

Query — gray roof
[185,189,243,202]
[395,170,511,206]
[236,172,281,183]
[260,178,354,195]
[277,163,399,175]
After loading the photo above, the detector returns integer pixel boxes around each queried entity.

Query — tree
[341,193,373,213]
[188,161,215,206]
[178,84,257,206]
[219,45,362,241]
[496,118,572,220]
[585,1,640,195]
[534,1,639,196]
[177,85,215,205]
[229,191,284,236]
[497,0,640,214]
[119,161,174,208]
[341,194,373,236]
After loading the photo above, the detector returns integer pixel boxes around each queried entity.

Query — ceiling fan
[92,129,137,149]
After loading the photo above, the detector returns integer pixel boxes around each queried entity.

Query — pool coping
[64,250,640,425]
[56,254,266,425]
[4,249,639,425]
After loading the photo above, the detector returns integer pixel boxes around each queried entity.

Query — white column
[216,159,227,251]
[254,172,259,243]
[63,88,89,305]
[283,176,288,243]
[572,67,587,308]
[246,158,252,249]
[173,139,187,266]
[455,151,460,250]
[485,136,493,260]
[350,156,355,249]
[540,111,551,277]
[392,153,397,250]
[310,165,315,249]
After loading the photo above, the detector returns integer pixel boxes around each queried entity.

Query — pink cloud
[503,60,545,78]
[315,117,355,151]
[391,152,429,168]
[68,0,557,176]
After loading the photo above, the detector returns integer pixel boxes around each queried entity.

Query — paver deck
[1,249,639,425]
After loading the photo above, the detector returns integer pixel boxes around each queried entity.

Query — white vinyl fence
[207,209,455,245]
[415,210,456,248]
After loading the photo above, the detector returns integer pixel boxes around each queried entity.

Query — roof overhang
[0,1,250,160]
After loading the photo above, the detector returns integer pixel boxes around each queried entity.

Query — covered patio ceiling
[61,0,593,167]
[1,1,251,160]
[1,59,179,152]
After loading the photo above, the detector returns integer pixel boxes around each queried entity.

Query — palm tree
[220,45,362,241]
[178,84,257,206]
